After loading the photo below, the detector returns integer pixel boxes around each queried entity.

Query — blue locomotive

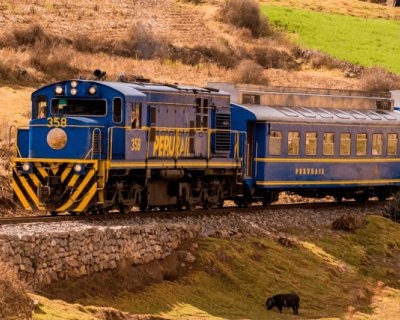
[11,74,400,214]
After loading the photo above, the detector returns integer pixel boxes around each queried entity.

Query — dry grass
[360,68,400,92]
[230,59,269,85]
[0,261,33,320]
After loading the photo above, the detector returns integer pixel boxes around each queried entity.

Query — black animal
[266,293,300,315]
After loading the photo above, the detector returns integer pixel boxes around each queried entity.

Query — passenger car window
[288,132,300,155]
[112,98,122,123]
[387,133,398,156]
[340,133,351,156]
[269,131,282,155]
[305,132,317,155]
[356,133,367,156]
[372,133,383,156]
[323,133,335,156]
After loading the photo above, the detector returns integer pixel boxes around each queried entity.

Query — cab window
[269,131,282,155]
[131,103,141,128]
[113,98,122,123]
[288,132,300,155]
[34,96,47,119]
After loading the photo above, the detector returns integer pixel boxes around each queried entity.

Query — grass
[42,215,400,320]
[261,5,400,73]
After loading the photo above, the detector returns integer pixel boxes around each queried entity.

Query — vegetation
[261,5,400,74]
[219,0,271,37]
[0,261,33,320]
[43,216,400,319]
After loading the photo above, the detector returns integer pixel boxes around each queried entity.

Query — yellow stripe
[50,163,59,175]
[66,174,80,188]
[61,166,72,183]
[28,173,41,187]
[57,170,95,212]
[36,165,48,179]
[29,125,105,128]
[13,158,97,164]
[257,179,400,186]
[74,184,97,212]
[255,158,400,163]
[12,179,32,210]
[17,174,44,209]
[110,161,240,168]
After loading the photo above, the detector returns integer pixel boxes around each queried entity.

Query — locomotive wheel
[335,196,343,203]
[354,194,368,203]
[119,204,131,214]
[186,201,195,211]
[202,200,209,210]
[50,211,58,216]
[262,198,270,207]
[168,205,178,212]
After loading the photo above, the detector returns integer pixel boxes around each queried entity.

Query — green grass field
[261,5,400,73]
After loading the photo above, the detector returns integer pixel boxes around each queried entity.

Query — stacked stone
[0,223,201,286]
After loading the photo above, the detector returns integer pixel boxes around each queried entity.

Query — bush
[231,59,268,85]
[0,261,33,319]
[384,192,400,223]
[30,51,78,81]
[251,45,298,70]
[219,0,271,38]
[360,68,400,92]
[332,214,365,231]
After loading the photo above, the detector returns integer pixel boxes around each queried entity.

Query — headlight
[47,128,68,150]
[71,80,78,88]
[55,86,63,95]
[74,164,83,173]
[88,86,96,95]
[70,88,77,95]
[22,163,31,172]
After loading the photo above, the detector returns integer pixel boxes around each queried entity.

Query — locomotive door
[246,122,254,176]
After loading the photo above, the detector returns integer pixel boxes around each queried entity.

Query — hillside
[40,215,400,319]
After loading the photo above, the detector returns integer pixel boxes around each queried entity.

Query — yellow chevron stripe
[61,166,72,183]
[50,163,59,175]
[12,179,31,210]
[57,170,95,212]
[66,174,80,188]
[17,174,44,210]
[29,173,41,187]
[74,183,97,212]
[36,165,48,179]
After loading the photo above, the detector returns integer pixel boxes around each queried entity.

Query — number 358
[47,117,67,128]
[131,138,141,151]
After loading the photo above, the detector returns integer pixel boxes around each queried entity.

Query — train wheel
[355,194,368,203]
[50,211,58,216]
[119,204,131,214]
[335,196,343,203]
[168,205,178,212]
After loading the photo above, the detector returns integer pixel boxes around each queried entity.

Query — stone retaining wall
[0,223,201,286]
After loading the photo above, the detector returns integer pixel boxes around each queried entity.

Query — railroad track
[0,200,386,226]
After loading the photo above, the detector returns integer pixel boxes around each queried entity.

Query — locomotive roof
[236,104,400,125]
[32,80,228,97]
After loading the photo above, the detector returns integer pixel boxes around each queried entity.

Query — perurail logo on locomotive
[153,134,192,157]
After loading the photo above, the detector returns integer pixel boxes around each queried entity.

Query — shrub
[0,261,33,319]
[251,45,298,70]
[360,68,400,92]
[384,192,400,223]
[219,0,271,38]
[231,59,268,85]
[332,214,365,231]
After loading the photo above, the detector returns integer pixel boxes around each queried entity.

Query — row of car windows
[268,131,398,156]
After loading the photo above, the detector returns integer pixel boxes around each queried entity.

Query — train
[11,73,400,215]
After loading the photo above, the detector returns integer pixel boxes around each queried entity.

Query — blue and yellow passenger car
[232,104,400,204]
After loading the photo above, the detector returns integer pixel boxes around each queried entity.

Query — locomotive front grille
[12,159,99,213]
